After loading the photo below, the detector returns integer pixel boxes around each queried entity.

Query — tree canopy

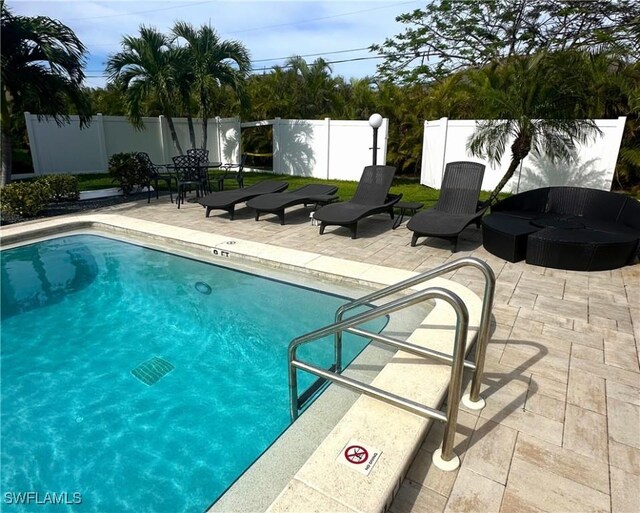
[1,0,91,183]
[372,0,640,83]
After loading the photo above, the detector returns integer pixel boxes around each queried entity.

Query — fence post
[606,116,627,190]
[325,117,331,179]
[216,116,222,162]
[380,117,389,165]
[95,113,108,171]
[273,117,281,174]
[439,117,449,184]
[23,112,42,175]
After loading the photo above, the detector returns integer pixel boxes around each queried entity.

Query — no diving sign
[337,439,382,476]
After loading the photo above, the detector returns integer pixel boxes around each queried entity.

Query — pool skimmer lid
[131,356,175,386]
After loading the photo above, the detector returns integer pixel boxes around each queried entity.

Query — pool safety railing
[287,257,495,471]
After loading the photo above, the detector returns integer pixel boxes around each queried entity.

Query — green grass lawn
[77,170,503,206]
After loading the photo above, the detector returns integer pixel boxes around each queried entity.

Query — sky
[10,0,423,88]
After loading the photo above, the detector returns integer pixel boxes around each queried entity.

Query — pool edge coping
[0,214,484,513]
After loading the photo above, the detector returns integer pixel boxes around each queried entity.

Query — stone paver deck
[22,195,640,512]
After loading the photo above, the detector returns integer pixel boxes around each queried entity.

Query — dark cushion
[527,227,639,271]
[547,187,627,221]
[492,188,550,214]
[619,197,640,230]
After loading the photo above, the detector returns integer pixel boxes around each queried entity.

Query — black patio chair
[247,184,338,225]
[217,154,247,191]
[172,154,207,209]
[407,161,486,251]
[313,165,401,239]
[186,148,212,192]
[198,180,289,219]
[135,152,175,203]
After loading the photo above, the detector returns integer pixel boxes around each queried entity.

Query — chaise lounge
[407,161,486,251]
[313,165,401,239]
[247,184,338,225]
[198,180,289,219]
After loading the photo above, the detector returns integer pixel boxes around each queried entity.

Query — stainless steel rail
[334,257,495,404]
[286,257,496,467]
[288,286,469,464]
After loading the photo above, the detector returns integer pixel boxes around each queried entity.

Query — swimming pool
[0,235,385,512]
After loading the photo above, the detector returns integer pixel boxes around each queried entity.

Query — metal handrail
[334,257,495,404]
[288,286,469,464]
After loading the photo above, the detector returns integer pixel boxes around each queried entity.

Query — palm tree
[1,1,92,184]
[467,53,602,204]
[106,26,184,154]
[171,22,251,150]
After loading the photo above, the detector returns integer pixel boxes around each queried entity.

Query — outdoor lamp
[368,113,383,165]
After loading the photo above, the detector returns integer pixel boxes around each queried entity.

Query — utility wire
[221,1,417,36]
[67,1,217,21]
[81,1,418,46]
[83,51,412,78]
[84,45,375,72]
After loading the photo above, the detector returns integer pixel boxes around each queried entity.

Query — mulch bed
[0,192,161,226]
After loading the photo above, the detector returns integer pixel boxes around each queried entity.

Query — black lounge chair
[407,161,486,252]
[247,184,338,225]
[313,165,401,239]
[198,180,289,219]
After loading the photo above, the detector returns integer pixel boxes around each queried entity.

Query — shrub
[108,152,147,196]
[37,174,80,202]
[1,180,53,217]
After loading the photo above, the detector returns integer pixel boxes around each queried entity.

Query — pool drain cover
[131,356,175,386]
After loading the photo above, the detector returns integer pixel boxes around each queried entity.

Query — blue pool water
[0,235,384,512]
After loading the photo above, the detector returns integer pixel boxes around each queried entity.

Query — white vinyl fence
[23,113,241,175]
[420,117,627,192]
[258,117,388,181]
[24,113,388,181]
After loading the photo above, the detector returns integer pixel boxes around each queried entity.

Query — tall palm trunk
[186,108,196,149]
[165,115,184,155]
[486,135,531,205]
[1,129,12,186]
[201,116,208,150]
[486,156,522,205]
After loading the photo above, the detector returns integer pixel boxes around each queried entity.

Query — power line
[81,1,418,46]
[68,1,217,21]
[84,46,376,73]
[252,46,371,64]
[220,1,417,36]
[83,51,406,78]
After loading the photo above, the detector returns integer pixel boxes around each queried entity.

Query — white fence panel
[24,113,241,175]
[218,118,241,163]
[327,119,388,181]
[24,114,105,174]
[271,117,388,179]
[420,117,627,192]
[103,116,164,163]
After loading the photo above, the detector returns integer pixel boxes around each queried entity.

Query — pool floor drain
[195,281,212,295]
[131,356,175,386]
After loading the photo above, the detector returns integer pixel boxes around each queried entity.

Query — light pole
[368,113,383,166]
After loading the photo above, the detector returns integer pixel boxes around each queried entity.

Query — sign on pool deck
[337,439,382,476]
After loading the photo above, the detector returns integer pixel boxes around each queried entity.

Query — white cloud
[10,0,419,86]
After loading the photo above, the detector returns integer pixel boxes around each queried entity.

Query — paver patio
[30,195,640,512]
